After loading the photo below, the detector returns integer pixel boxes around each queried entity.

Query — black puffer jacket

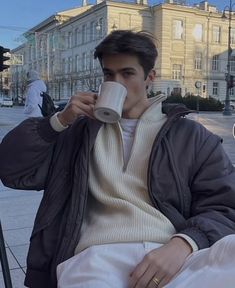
[0,104,235,288]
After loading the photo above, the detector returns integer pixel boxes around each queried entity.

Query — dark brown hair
[94,30,158,78]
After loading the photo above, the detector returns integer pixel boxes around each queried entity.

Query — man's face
[101,53,155,118]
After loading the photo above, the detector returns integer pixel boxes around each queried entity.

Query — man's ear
[145,69,156,90]
[146,69,156,85]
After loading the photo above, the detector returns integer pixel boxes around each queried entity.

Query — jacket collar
[162,103,194,118]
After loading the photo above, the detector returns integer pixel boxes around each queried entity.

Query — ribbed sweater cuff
[50,112,69,132]
[172,233,199,252]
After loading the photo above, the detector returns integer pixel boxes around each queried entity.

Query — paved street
[0,107,235,287]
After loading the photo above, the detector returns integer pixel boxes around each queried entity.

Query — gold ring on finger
[152,276,160,286]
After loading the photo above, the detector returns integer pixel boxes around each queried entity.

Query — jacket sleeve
[0,117,60,191]
[180,132,235,249]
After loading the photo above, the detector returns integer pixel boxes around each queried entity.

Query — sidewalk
[0,111,235,287]
[0,187,42,287]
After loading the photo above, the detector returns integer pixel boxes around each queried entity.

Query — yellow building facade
[153,2,234,100]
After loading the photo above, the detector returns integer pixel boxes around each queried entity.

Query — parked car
[221,100,235,111]
[0,97,13,107]
[54,100,68,112]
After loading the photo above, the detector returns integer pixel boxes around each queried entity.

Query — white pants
[57,235,235,288]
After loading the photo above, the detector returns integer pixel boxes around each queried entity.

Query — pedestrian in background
[24,70,47,117]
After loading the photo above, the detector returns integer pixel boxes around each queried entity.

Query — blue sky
[0,0,228,49]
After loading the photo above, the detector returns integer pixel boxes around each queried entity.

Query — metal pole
[206,12,212,98]
[47,33,50,83]
[16,68,19,103]
[197,88,200,113]
[0,74,2,96]
[223,0,233,115]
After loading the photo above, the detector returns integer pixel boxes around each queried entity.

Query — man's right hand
[57,92,97,126]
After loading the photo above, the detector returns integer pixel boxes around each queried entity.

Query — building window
[86,53,91,70]
[82,24,86,44]
[75,28,80,46]
[38,61,41,74]
[39,39,43,57]
[229,87,234,96]
[82,52,86,71]
[231,28,235,45]
[51,33,56,50]
[76,55,81,72]
[173,20,183,40]
[195,52,202,70]
[68,32,72,48]
[96,18,104,38]
[62,59,66,73]
[90,50,95,69]
[193,24,203,42]
[44,60,47,75]
[68,57,73,73]
[32,45,36,60]
[90,21,96,41]
[28,46,32,61]
[212,26,221,43]
[172,64,182,79]
[230,56,235,72]
[51,60,54,75]
[212,82,219,95]
[212,55,219,71]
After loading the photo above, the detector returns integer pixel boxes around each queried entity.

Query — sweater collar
[138,94,167,122]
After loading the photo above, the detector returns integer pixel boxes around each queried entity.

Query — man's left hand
[128,237,192,288]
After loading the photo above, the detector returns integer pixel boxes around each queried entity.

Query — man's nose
[112,74,124,85]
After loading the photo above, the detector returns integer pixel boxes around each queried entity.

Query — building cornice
[153,3,221,17]
[60,0,150,28]
[24,6,94,35]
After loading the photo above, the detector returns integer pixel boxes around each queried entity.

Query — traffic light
[0,46,10,72]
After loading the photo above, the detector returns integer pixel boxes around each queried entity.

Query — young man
[24,70,47,117]
[1,30,235,288]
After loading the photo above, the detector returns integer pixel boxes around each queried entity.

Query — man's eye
[104,73,112,77]
[123,71,134,76]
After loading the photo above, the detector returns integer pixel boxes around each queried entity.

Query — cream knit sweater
[75,97,179,254]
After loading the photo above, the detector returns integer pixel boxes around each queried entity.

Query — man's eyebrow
[102,67,137,72]
[121,67,136,72]
[102,68,113,72]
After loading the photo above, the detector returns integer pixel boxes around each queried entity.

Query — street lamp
[222,0,235,115]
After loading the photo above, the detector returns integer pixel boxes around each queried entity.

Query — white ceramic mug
[94,81,127,123]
